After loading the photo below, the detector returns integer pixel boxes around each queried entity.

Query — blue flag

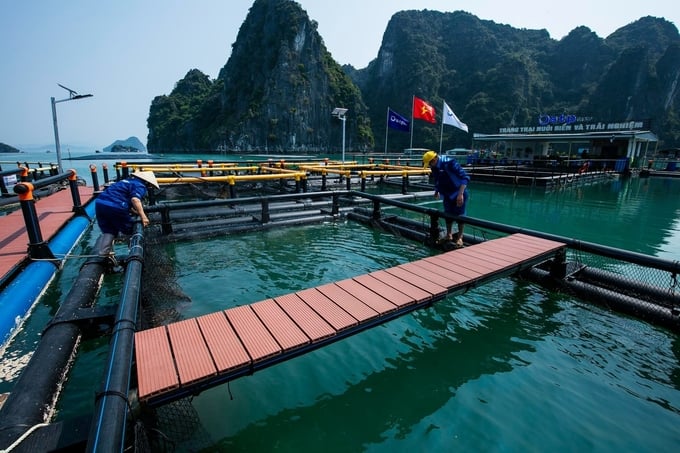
[387,108,410,132]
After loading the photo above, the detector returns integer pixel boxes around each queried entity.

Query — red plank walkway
[134,233,566,407]
[0,186,94,282]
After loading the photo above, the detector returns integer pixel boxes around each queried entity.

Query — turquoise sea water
[1,151,680,452]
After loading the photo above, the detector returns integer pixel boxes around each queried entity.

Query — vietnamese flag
[413,96,436,124]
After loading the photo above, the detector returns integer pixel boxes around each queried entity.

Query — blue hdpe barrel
[666,162,677,171]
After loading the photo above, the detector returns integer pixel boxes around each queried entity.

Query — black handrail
[87,224,144,453]
[349,190,680,275]
[145,188,679,275]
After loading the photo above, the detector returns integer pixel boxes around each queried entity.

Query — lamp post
[51,84,93,172]
[332,107,348,163]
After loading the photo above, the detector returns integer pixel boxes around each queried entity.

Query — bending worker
[94,170,159,261]
[423,151,470,247]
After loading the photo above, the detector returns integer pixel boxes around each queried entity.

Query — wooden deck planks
[134,326,179,398]
[333,278,397,316]
[351,274,416,309]
[436,251,505,273]
[368,269,433,302]
[314,282,384,321]
[470,241,541,260]
[441,247,505,274]
[396,261,467,288]
[250,299,311,351]
[296,286,360,331]
[226,305,282,362]
[196,312,251,372]
[383,265,449,296]
[167,319,217,385]
[274,293,336,341]
[423,255,483,280]
[0,186,94,280]
[134,233,567,403]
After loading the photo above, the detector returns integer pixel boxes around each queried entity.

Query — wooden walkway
[134,233,566,407]
[0,186,94,282]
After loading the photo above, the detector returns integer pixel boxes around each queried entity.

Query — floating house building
[472,116,658,171]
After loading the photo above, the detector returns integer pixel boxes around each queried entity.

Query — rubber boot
[94,233,120,272]
[95,233,115,256]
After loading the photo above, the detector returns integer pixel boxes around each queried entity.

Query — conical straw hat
[132,171,159,189]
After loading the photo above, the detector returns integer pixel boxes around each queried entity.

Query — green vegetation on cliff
[147,2,680,153]
[148,0,371,153]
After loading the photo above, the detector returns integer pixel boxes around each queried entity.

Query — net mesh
[567,248,679,314]
[131,233,216,452]
[133,399,214,452]
[139,233,191,328]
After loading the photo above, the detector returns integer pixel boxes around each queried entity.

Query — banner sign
[499,116,650,134]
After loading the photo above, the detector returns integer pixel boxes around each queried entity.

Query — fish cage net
[541,247,680,329]
[139,232,192,328]
[567,249,678,307]
[133,236,214,451]
[132,399,214,452]
[463,226,680,327]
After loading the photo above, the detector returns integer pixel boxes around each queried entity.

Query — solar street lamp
[332,107,348,163]
[51,84,93,172]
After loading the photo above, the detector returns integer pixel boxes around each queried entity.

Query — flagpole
[439,101,445,153]
[410,95,414,148]
[384,107,389,154]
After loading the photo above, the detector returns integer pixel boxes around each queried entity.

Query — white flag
[442,101,468,132]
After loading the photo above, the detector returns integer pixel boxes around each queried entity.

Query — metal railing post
[261,199,270,223]
[67,170,85,216]
[102,163,110,184]
[332,193,339,215]
[13,182,57,262]
[372,200,381,221]
[89,164,100,192]
[429,213,440,243]
[549,248,568,279]
[160,206,173,235]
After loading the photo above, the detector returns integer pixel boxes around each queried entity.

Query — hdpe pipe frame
[523,267,680,332]
[0,172,94,346]
[86,223,144,453]
[155,172,307,184]
[0,213,104,450]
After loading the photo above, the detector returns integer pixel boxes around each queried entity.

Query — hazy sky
[1,0,676,150]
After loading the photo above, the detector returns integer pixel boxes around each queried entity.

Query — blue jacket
[95,178,148,212]
[432,156,470,198]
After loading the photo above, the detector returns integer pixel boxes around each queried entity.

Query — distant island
[1,137,147,155]
[102,137,146,153]
[68,136,157,160]
[0,143,21,153]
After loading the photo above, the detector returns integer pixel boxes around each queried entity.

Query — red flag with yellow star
[413,96,436,124]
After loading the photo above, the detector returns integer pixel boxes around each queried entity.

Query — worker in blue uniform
[423,151,470,247]
[94,171,159,263]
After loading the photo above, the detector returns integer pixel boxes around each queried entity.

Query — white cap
[132,171,159,189]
